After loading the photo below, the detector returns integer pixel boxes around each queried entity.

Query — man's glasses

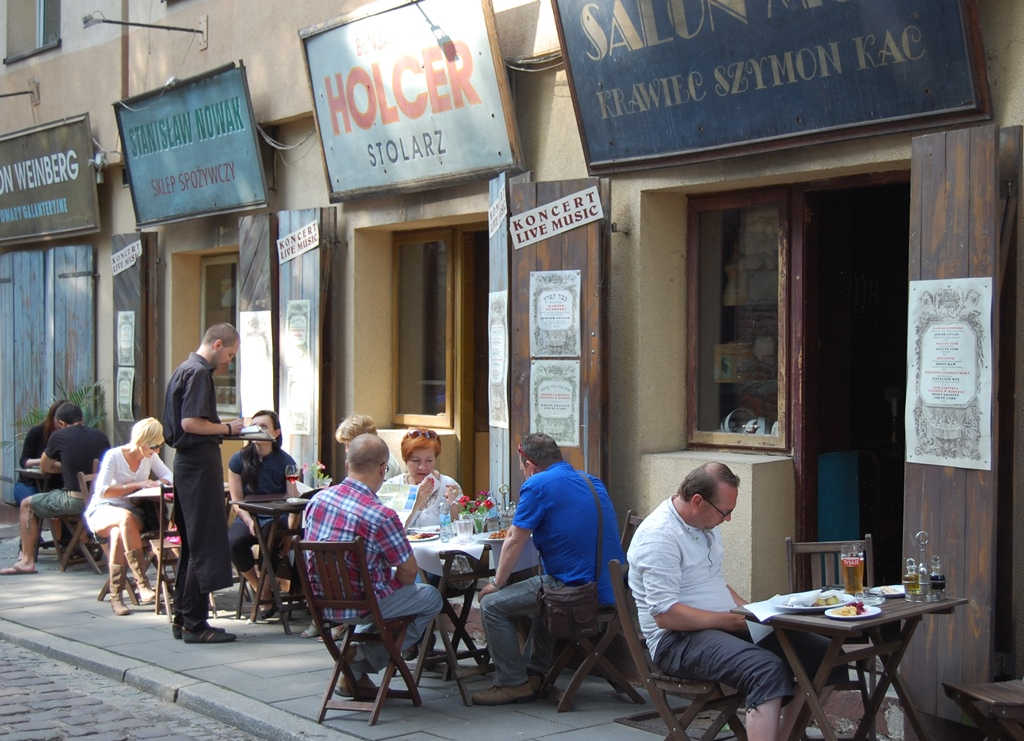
[703,496,732,520]
[408,429,438,439]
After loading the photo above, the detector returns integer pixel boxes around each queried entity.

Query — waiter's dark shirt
[45,425,111,490]
[163,352,221,450]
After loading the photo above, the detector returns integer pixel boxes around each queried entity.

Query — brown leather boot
[125,549,155,604]
[109,562,131,616]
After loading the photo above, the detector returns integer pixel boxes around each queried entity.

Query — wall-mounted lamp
[82,11,208,51]
[0,80,40,106]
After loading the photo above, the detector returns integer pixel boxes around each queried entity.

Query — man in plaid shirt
[304,434,442,696]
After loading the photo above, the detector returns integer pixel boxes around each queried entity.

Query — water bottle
[438,498,453,542]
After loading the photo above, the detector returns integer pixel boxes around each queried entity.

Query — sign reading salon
[115,63,268,227]
[0,115,100,246]
[553,0,990,172]
[301,0,522,200]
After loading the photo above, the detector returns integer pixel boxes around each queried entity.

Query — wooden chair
[149,488,216,619]
[54,464,103,573]
[609,560,748,740]
[620,508,645,551]
[295,538,422,726]
[943,680,1024,740]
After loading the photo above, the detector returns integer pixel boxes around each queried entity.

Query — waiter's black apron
[173,443,233,593]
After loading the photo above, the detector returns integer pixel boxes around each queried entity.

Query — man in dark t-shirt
[1,402,109,575]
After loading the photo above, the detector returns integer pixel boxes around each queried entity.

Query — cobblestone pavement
[0,640,262,741]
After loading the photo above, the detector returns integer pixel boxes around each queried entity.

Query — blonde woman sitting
[86,417,172,616]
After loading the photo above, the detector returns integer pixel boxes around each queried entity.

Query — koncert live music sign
[553,0,989,172]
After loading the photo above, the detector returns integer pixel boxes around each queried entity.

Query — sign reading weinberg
[0,115,100,246]
[115,63,268,226]
[554,0,989,172]
[301,0,521,200]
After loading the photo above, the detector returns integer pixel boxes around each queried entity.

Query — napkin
[744,589,844,622]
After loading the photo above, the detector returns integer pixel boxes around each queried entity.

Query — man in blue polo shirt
[472,433,625,705]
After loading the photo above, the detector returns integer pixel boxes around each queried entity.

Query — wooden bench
[944,680,1024,740]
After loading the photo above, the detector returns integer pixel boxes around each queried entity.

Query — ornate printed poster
[116,366,134,422]
[905,277,992,470]
[283,299,312,435]
[529,270,581,357]
[530,359,580,448]
[239,310,274,414]
[117,311,135,367]
[488,290,509,428]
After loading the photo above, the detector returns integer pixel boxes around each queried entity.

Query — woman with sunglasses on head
[227,410,297,616]
[384,429,463,528]
[86,417,172,616]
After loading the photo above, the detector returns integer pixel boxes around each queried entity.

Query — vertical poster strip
[488,290,509,428]
[238,310,275,413]
[488,171,511,505]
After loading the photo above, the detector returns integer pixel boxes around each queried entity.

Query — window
[200,254,239,417]
[4,0,60,64]
[688,190,787,449]
[393,229,453,427]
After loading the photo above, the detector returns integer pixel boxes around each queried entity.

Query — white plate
[867,585,905,598]
[285,497,309,505]
[473,532,507,542]
[407,533,439,543]
[770,592,857,613]
[825,604,882,620]
[407,527,441,534]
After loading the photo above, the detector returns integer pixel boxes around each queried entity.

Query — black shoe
[172,617,182,640]
[258,605,278,621]
[183,626,236,644]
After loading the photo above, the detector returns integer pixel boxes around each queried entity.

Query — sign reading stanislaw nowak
[554,0,987,171]
[302,0,520,199]
[0,115,100,245]
[115,64,268,226]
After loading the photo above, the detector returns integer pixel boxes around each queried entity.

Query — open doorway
[807,183,910,585]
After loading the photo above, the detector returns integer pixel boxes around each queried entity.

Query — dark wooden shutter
[51,246,95,397]
[904,124,1001,730]
[507,178,609,494]
[238,213,278,414]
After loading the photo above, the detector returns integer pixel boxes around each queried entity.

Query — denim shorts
[30,489,85,519]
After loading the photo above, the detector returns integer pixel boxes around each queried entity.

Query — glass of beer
[841,544,865,596]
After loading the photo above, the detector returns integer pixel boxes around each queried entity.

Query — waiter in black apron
[163,323,244,643]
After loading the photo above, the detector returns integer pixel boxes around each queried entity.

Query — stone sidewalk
[0,523,663,741]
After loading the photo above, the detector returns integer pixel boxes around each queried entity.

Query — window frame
[391,228,455,429]
[199,252,240,418]
[686,188,790,451]
[3,0,60,65]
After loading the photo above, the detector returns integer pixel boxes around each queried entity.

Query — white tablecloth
[411,535,540,577]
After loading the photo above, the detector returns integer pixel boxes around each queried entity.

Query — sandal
[0,564,37,575]
[182,626,236,644]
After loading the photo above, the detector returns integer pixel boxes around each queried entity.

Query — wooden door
[506,178,610,494]
[903,124,1003,729]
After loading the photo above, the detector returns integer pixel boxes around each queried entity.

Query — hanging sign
[301,0,522,199]
[0,115,101,246]
[277,220,320,264]
[114,63,268,226]
[553,0,990,172]
[511,185,603,250]
[111,239,142,276]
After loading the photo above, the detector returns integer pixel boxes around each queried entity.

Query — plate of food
[472,529,509,542]
[825,602,881,620]
[408,532,439,542]
[770,590,857,613]
[867,585,905,598]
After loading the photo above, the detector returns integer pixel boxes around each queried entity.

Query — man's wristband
[224,423,230,436]
[489,577,503,589]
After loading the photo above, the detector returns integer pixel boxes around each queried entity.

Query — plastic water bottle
[438,498,453,542]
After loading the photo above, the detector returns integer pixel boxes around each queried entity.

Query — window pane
[201,258,239,417]
[396,239,448,415]
[696,205,780,436]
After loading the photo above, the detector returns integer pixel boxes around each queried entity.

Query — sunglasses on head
[408,429,438,440]
[517,444,534,464]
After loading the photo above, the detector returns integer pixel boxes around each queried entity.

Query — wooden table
[739,597,968,740]
[233,498,308,634]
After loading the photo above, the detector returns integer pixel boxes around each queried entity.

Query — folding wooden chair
[53,464,103,573]
[943,680,1024,740]
[620,508,646,551]
[148,488,216,619]
[295,538,422,726]
[609,560,748,741]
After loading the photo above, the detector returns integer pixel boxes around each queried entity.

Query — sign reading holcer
[553,0,989,172]
[0,115,101,246]
[115,63,268,226]
[301,0,521,199]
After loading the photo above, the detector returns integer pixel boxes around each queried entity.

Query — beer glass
[841,544,865,596]
[454,515,475,542]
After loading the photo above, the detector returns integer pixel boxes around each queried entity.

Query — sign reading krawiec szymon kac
[553,0,989,172]
[0,115,100,246]
[115,63,268,226]
[301,0,522,200]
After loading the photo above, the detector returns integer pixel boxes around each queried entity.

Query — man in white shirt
[627,462,837,741]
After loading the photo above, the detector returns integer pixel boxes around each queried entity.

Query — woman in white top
[383,429,462,528]
[87,417,172,616]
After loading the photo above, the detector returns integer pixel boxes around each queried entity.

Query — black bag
[537,472,603,639]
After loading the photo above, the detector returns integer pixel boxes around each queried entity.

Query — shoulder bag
[537,472,603,639]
